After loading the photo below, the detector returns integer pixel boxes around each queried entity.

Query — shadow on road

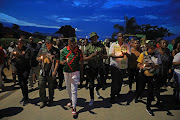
[0,107,23,119]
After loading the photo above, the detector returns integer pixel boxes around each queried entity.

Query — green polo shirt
[84,42,106,69]
[60,46,83,73]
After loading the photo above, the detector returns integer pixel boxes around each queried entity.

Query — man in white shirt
[109,33,131,103]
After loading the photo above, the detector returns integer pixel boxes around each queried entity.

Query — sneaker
[67,101,72,107]
[40,102,46,109]
[72,108,77,115]
[89,99,94,106]
[146,107,154,116]
[94,87,100,98]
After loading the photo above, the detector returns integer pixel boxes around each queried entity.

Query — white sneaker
[89,99,94,106]
[94,87,100,98]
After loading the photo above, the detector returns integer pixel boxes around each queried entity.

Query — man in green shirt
[84,32,108,106]
[60,37,83,116]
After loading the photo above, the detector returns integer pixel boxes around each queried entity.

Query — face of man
[160,40,167,49]
[29,37,34,44]
[117,35,124,44]
[56,39,60,46]
[68,40,76,51]
[133,40,139,49]
[148,47,155,54]
[18,42,24,49]
[91,36,98,44]
[46,42,53,50]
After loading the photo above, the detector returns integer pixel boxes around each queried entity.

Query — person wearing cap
[135,40,161,116]
[109,33,131,103]
[36,37,60,108]
[60,37,83,116]
[26,36,41,90]
[83,32,108,106]
[11,39,31,106]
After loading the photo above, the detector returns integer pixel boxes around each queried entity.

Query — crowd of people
[0,32,180,117]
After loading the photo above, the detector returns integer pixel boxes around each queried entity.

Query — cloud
[72,0,90,7]
[0,13,59,29]
[47,15,72,23]
[145,15,159,19]
[103,0,169,8]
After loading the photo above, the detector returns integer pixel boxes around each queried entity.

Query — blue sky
[0,0,180,40]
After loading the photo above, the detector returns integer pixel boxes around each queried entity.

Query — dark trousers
[86,66,104,99]
[80,64,89,86]
[110,66,126,99]
[17,70,29,100]
[57,64,64,88]
[103,63,110,85]
[128,68,139,90]
[39,75,55,102]
[135,73,161,108]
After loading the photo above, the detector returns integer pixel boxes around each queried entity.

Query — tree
[138,24,174,40]
[112,16,174,40]
[12,24,20,30]
[112,16,139,39]
[55,25,76,38]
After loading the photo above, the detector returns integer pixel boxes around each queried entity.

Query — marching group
[0,32,180,117]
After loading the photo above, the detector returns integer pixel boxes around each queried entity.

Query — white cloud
[72,1,90,7]
[103,0,169,8]
[108,19,124,23]
[145,15,159,19]
[47,15,71,23]
[0,13,59,29]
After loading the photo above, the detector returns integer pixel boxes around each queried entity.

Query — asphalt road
[0,68,180,120]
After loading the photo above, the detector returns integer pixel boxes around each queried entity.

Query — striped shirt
[60,46,83,73]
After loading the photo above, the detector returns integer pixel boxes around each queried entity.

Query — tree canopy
[55,25,76,38]
[112,16,174,40]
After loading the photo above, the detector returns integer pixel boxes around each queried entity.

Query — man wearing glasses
[37,36,60,108]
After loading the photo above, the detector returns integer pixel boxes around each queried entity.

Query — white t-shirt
[109,42,131,69]
[173,52,180,74]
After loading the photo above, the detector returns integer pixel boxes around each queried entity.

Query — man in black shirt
[12,39,31,106]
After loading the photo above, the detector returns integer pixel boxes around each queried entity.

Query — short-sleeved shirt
[137,51,160,76]
[84,42,106,69]
[109,41,131,69]
[173,52,180,74]
[37,46,60,76]
[60,46,83,73]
